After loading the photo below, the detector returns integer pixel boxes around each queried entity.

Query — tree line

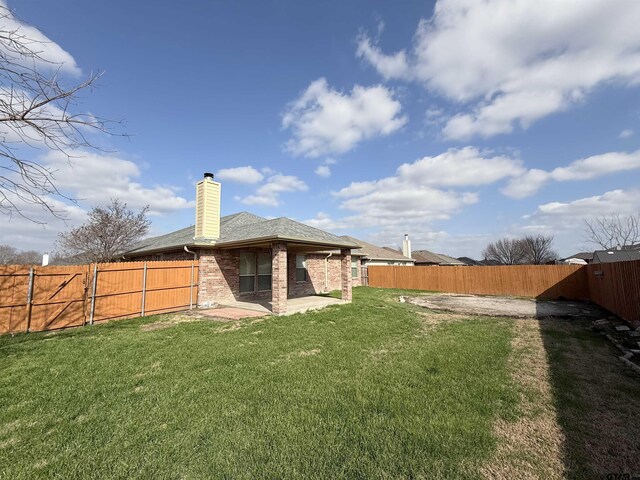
[482,235,557,265]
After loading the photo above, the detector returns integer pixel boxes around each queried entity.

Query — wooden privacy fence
[0,260,199,335]
[368,260,640,324]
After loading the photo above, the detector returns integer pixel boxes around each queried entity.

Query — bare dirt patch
[481,319,565,479]
[140,312,229,332]
[482,316,640,479]
[415,310,468,333]
[406,293,602,319]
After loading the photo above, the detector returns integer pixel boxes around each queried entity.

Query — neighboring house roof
[591,249,640,264]
[563,251,594,261]
[457,256,481,266]
[412,250,466,266]
[340,236,415,263]
[126,212,358,256]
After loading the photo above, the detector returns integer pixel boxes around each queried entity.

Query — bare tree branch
[521,235,557,264]
[56,199,150,263]
[0,5,124,222]
[583,214,640,249]
[482,238,526,265]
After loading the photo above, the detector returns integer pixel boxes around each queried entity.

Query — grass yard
[1,287,639,479]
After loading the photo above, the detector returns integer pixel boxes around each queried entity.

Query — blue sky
[2,0,640,258]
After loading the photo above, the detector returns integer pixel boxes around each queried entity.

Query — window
[351,258,358,278]
[296,254,307,282]
[240,252,273,293]
[257,252,272,291]
[239,252,256,293]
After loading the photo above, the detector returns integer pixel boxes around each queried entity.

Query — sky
[1,0,640,258]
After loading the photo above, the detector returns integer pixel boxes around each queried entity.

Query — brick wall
[198,249,239,306]
[131,246,360,307]
[288,253,360,296]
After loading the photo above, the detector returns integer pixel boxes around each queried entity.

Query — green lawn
[0,287,518,479]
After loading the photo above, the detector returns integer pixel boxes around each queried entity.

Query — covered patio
[220,295,348,316]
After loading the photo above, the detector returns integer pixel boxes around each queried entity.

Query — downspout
[184,246,198,309]
[324,253,333,292]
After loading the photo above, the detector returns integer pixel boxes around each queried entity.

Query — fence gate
[29,266,90,332]
[360,266,369,286]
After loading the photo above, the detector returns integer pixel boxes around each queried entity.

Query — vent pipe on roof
[402,234,411,259]
[195,172,221,240]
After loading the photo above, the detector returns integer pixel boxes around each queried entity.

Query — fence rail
[368,260,640,324]
[0,260,199,335]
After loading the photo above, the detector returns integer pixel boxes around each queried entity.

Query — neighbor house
[591,249,640,264]
[340,236,414,266]
[412,250,467,266]
[125,173,359,314]
[560,252,594,264]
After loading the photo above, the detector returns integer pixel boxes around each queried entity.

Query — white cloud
[619,129,634,139]
[501,169,550,199]
[0,151,194,250]
[302,212,349,231]
[216,166,264,184]
[329,149,513,229]
[240,174,308,207]
[525,189,640,230]
[314,165,331,178]
[395,147,523,187]
[356,34,410,80]
[41,151,193,215]
[503,149,640,198]
[358,0,640,139]
[282,78,407,157]
[0,2,81,76]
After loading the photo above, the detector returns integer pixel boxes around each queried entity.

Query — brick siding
[129,245,358,308]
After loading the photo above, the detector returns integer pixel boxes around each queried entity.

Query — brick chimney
[195,172,221,240]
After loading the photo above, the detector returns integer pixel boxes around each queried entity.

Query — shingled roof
[340,236,414,263]
[412,250,466,266]
[592,249,640,264]
[126,212,358,255]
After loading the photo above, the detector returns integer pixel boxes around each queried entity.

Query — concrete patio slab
[405,293,604,319]
[220,295,346,316]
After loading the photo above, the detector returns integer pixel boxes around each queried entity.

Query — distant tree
[0,244,17,264]
[0,244,42,265]
[56,199,150,263]
[583,214,640,249]
[12,249,42,265]
[482,238,526,265]
[0,5,118,221]
[521,235,558,264]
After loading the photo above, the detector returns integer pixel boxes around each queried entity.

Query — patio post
[340,248,352,302]
[271,242,288,314]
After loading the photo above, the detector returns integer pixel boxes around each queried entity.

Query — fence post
[25,267,35,332]
[189,260,195,310]
[141,262,147,316]
[89,264,98,325]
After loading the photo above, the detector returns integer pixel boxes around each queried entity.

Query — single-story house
[340,236,414,266]
[561,252,594,264]
[457,257,502,266]
[412,250,467,266]
[591,249,640,264]
[125,173,360,314]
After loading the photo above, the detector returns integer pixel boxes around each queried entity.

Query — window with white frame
[351,258,358,278]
